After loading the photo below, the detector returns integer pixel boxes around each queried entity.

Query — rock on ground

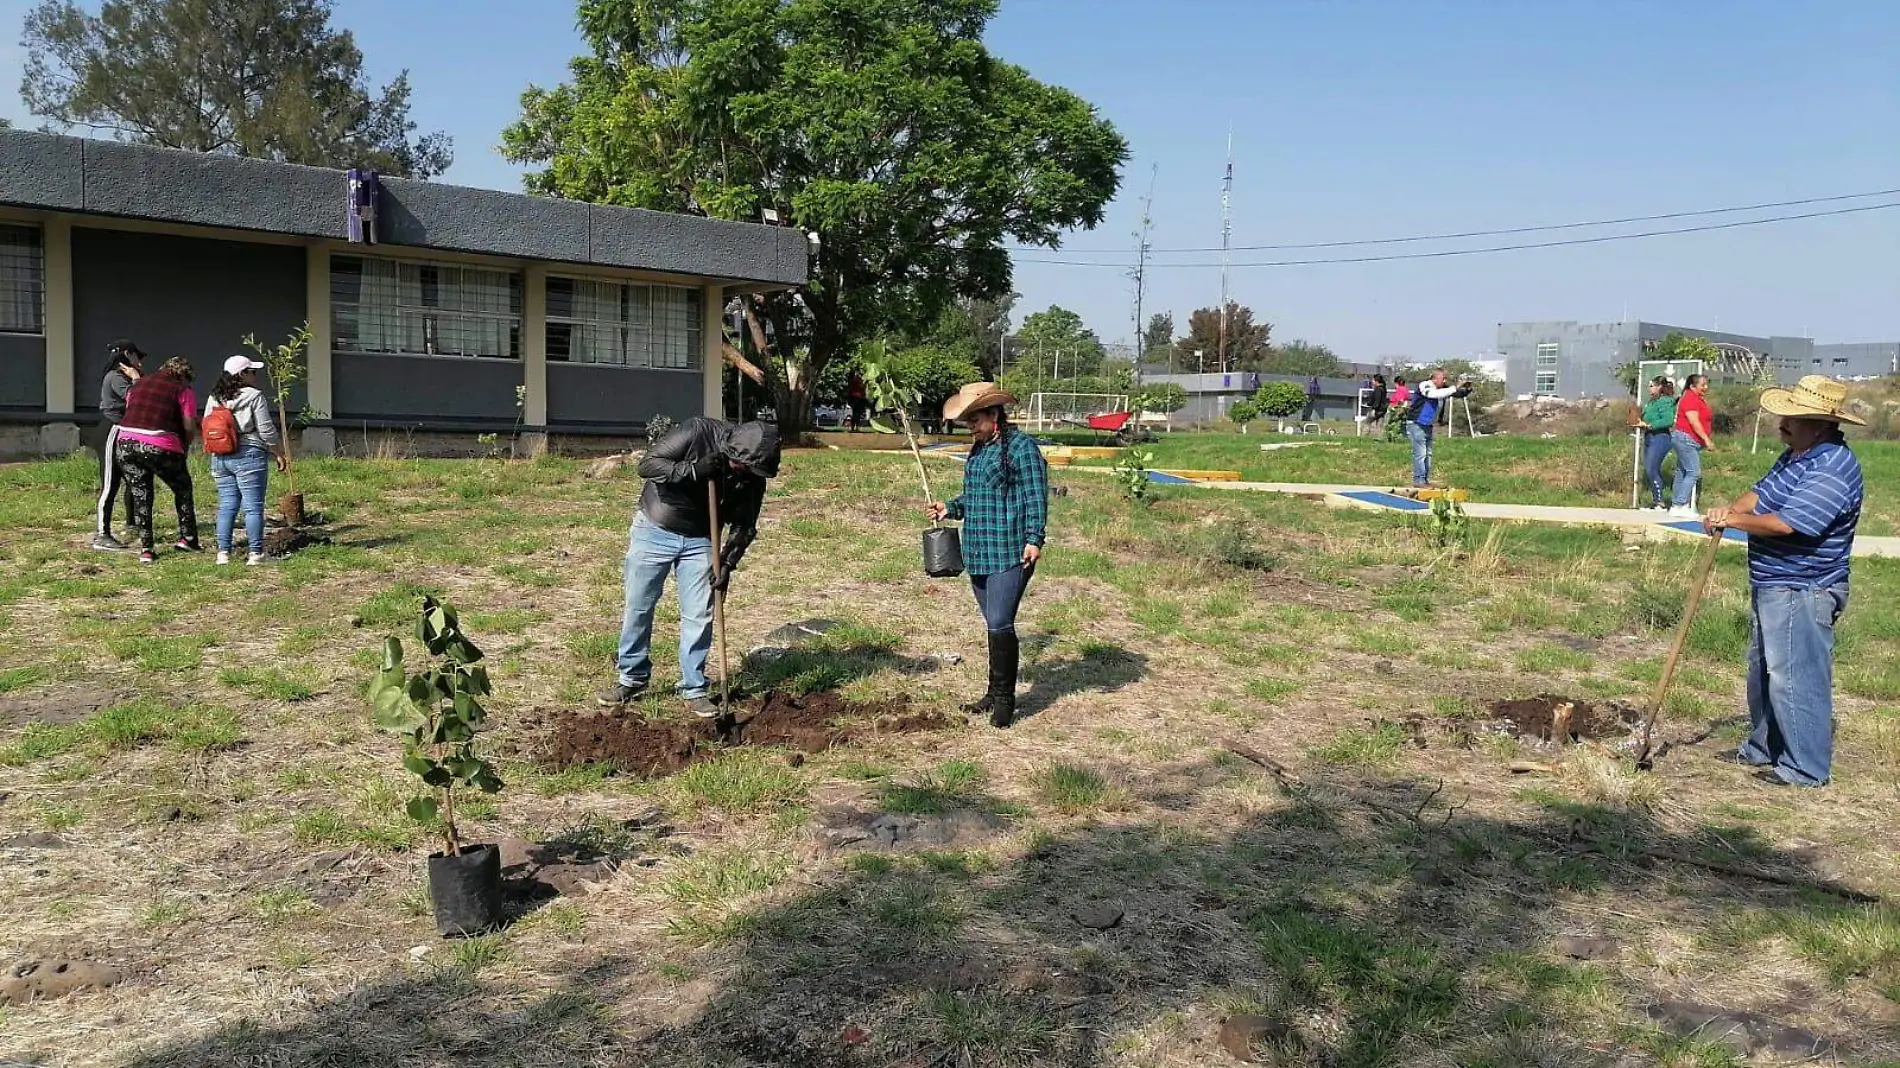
[1,960,121,1004]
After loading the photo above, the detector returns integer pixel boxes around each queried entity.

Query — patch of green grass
[465,608,547,634]
[846,853,896,877]
[1244,677,1301,705]
[0,699,240,764]
[1515,644,1594,674]
[521,902,587,938]
[921,989,1053,1066]
[1686,604,1751,661]
[38,803,83,831]
[528,762,613,797]
[277,624,332,656]
[1376,587,1437,622]
[1130,598,1183,633]
[1309,720,1408,767]
[1772,902,1900,991]
[217,667,316,702]
[353,582,440,631]
[880,759,985,815]
[564,632,618,661]
[674,750,807,813]
[1033,763,1117,814]
[140,899,194,929]
[0,665,44,695]
[106,634,217,672]
[1247,905,1463,1065]
[664,849,792,908]
[249,888,318,925]
[448,934,513,975]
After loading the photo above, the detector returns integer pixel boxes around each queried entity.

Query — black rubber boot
[988,629,1019,729]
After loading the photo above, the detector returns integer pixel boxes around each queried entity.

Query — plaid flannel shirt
[944,430,1049,576]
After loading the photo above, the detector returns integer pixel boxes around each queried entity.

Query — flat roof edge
[0,127,806,287]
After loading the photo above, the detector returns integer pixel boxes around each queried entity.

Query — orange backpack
[202,402,240,455]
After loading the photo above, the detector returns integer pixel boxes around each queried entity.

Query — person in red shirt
[1669,373,1715,517]
[846,372,869,431]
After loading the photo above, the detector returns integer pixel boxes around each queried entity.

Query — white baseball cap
[223,355,265,376]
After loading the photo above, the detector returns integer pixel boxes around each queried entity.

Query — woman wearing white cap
[204,354,288,565]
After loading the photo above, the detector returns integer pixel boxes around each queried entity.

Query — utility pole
[1218,126,1233,374]
[1130,164,1158,384]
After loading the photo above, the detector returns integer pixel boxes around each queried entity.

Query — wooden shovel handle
[1637,530,1724,765]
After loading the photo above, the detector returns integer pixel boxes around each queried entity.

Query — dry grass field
[1,442,1896,1067]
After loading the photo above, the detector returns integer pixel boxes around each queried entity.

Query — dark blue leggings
[970,564,1033,635]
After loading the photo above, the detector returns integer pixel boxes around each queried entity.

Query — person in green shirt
[1639,376,1680,510]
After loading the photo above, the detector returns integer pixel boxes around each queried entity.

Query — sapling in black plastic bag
[862,349,963,577]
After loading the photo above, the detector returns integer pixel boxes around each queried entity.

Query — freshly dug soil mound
[1488,694,1640,743]
[537,690,951,778]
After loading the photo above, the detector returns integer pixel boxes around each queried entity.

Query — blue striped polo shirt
[1748,438,1862,589]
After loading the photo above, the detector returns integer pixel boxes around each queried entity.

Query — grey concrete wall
[0,127,805,287]
[1497,321,1642,400]
[547,363,702,427]
[333,352,521,422]
[0,334,46,409]
[1811,342,1899,378]
[71,227,308,411]
[1136,371,1362,423]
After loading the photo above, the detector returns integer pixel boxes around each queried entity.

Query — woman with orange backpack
[203,355,287,566]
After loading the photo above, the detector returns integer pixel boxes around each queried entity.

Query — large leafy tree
[1141,312,1173,360]
[502,0,1125,431]
[1262,339,1341,377]
[20,0,452,177]
[1005,305,1105,381]
[1175,302,1271,373]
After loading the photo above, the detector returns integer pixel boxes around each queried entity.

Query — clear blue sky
[4,0,1896,361]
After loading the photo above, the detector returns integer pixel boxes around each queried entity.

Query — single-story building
[0,127,807,457]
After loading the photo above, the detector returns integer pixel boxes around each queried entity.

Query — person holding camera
[1403,369,1472,487]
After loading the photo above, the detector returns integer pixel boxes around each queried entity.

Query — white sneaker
[215,551,231,566]
[245,552,266,566]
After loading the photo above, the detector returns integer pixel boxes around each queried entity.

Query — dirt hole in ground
[532,690,952,778]
[1487,694,1641,743]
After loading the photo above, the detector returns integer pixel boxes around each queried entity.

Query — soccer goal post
[1024,392,1129,431]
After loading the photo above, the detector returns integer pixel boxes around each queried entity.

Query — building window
[1832,358,1848,368]
[330,254,521,359]
[0,224,44,335]
[546,276,702,371]
[1534,371,1558,395]
[1535,343,1560,366]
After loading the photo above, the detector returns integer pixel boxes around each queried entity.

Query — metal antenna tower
[1130,164,1158,382]
[1218,127,1233,373]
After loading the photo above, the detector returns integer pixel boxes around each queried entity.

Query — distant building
[1497,321,1896,400]
[1133,371,1361,424]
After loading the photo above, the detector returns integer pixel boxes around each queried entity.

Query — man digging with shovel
[600,417,781,721]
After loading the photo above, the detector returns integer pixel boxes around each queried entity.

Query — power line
[1013,200,1900,269]
[1022,187,1900,257]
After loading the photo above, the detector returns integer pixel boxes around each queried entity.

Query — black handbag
[922,526,965,578]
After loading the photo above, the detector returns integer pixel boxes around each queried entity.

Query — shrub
[1254,381,1306,418]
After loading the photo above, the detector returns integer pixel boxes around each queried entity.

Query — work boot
[684,696,722,719]
[987,630,1020,729]
[959,692,994,716]
[596,681,646,707]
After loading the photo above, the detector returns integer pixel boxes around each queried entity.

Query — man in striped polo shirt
[1704,376,1865,788]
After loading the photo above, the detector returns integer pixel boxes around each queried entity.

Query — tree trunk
[775,376,816,437]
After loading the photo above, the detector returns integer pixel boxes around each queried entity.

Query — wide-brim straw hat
[942,382,1017,422]
[1760,375,1865,425]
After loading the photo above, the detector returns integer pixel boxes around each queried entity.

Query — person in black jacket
[92,339,145,551]
[600,417,782,715]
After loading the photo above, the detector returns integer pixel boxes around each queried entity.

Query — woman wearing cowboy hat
[1704,376,1865,788]
[928,382,1049,728]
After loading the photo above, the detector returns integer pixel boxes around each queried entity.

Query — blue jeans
[210,445,270,553]
[1406,421,1435,486]
[970,564,1033,635]
[1670,429,1702,507]
[1741,585,1847,786]
[615,517,715,698]
[1642,431,1674,506]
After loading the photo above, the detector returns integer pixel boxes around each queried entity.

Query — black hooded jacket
[637,417,781,567]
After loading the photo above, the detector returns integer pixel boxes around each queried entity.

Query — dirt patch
[0,685,135,731]
[535,690,953,777]
[1487,694,1641,743]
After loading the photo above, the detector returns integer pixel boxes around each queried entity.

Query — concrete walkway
[943,459,1900,560]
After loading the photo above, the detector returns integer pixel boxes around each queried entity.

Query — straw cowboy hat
[1760,375,1866,426]
[942,382,1017,422]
